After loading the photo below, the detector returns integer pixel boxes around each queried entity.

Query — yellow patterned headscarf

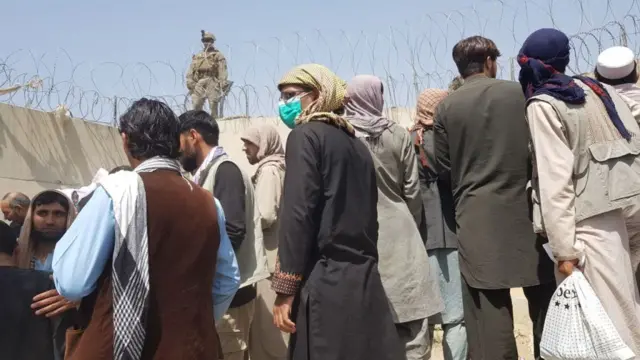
[278,64,354,135]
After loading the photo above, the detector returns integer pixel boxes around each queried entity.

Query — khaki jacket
[527,80,640,259]
[252,160,285,274]
[200,155,269,287]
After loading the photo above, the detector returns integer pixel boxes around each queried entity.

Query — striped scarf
[103,156,183,360]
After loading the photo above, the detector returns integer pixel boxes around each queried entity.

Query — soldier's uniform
[186,31,229,118]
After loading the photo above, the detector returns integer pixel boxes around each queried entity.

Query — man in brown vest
[51,98,239,359]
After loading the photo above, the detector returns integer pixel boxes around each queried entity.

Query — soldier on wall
[186,30,229,119]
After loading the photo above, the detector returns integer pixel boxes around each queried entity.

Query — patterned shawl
[100,156,186,360]
[411,89,449,144]
[278,64,354,135]
[344,75,392,138]
[518,28,631,140]
[15,190,77,269]
[240,124,286,183]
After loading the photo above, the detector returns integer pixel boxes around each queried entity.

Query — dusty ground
[429,288,534,360]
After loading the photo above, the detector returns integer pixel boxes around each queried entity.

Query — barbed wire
[1,0,639,125]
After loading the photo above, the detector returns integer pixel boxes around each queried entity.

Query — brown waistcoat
[70,170,222,360]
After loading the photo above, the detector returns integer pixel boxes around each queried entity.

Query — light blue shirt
[33,254,53,272]
[52,187,240,322]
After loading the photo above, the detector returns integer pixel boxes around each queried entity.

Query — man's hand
[273,294,296,334]
[558,259,580,277]
[32,289,78,317]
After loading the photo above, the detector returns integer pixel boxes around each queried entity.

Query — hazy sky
[3,0,638,119]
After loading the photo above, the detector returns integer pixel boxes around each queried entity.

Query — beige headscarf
[278,64,354,135]
[411,89,449,144]
[15,190,77,269]
[240,124,286,181]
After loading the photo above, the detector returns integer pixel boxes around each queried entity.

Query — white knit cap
[596,46,636,80]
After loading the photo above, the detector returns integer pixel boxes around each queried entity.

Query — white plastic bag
[540,271,635,360]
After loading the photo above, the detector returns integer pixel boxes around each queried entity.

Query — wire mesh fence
[1,0,639,124]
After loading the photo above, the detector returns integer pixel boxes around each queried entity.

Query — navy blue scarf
[518,28,631,140]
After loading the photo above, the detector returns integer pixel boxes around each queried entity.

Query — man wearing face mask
[178,110,269,360]
[273,64,404,360]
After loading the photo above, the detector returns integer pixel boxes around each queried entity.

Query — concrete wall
[0,103,414,198]
[0,103,128,198]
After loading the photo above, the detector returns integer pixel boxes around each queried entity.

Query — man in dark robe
[271,64,404,360]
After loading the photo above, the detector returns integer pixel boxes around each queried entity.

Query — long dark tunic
[272,121,404,360]
[433,74,555,289]
[413,129,458,250]
[0,267,71,360]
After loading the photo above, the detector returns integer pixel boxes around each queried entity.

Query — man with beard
[15,190,75,272]
[12,190,79,320]
[1,192,75,359]
[179,110,268,360]
[2,192,31,238]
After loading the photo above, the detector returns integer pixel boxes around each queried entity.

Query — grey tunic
[433,74,555,289]
[413,129,458,250]
[360,123,443,323]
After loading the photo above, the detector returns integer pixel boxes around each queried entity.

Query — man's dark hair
[77,192,93,212]
[178,110,220,146]
[118,98,181,160]
[2,192,30,209]
[595,65,639,86]
[0,221,17,256]
[32,191,70,213]
[109,165,134,174]
[452,36,501,78]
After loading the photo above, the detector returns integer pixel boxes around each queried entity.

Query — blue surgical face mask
[278,96,303,129]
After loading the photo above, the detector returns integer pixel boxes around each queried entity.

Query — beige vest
[527,80,640,233]
[200,155,269,288]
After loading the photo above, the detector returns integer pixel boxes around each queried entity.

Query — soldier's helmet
[201,30,216,43]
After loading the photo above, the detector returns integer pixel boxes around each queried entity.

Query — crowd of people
[1,27,640,360]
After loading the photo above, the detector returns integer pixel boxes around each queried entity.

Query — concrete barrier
[0,103,128,198]
[0,103,415,200]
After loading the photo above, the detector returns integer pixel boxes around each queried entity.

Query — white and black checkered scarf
[101,156,185,360]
